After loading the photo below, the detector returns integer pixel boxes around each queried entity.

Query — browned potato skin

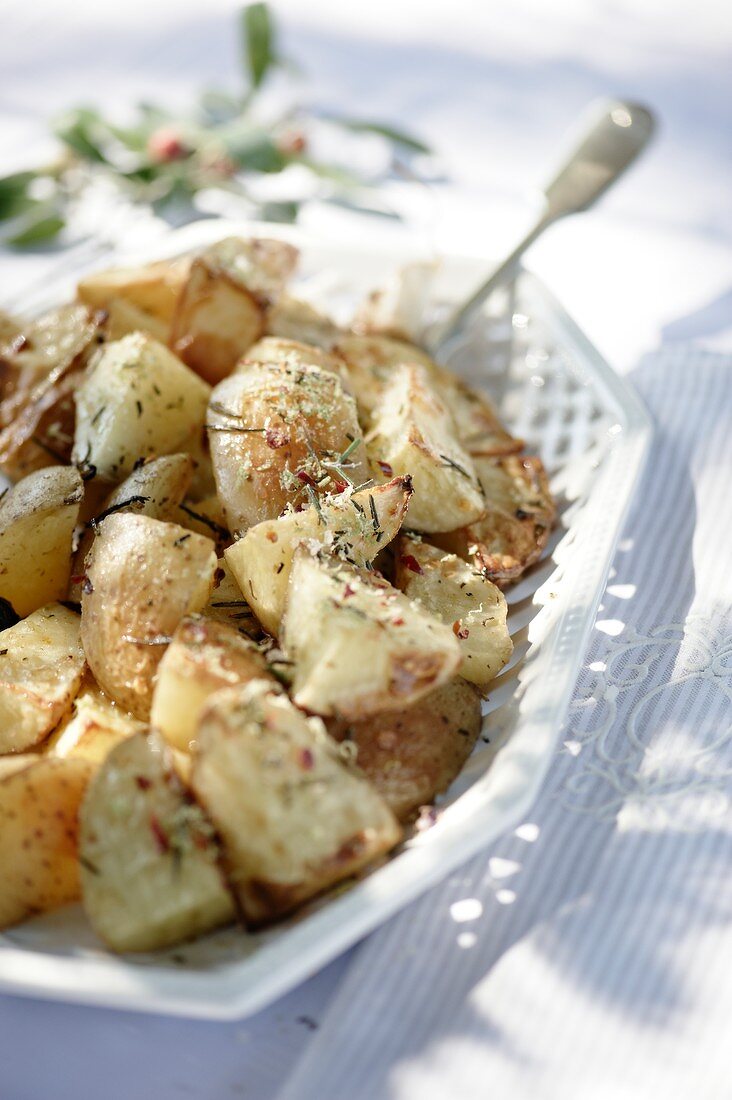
[208,361,368,533]
[170,238,299,385]
[0,754,95,929]
[0,303,103,421]
[170,260,265,385]
[0,305,105,481]
[335,334,521,457]
[435,454,555,585]
[70,453,194,601]
[81,513,217,719]
[327,678,482,822]
[266,296,342,349]
[0,603,86,755]
[240,336,349,385]
[0,465,84,617]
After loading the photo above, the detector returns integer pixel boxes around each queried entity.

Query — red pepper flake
[392,616,405,626]
[332,479,348,494]
[453,621,470,639]
[135,775,152,790]
[400,554,423,575]
[342,583,356,599]
[265,426,289,449]
[266,530,278,543]
[377,460,393,477]
[295,470,316,487]
[298,748,315,771]
[149,814,170,854]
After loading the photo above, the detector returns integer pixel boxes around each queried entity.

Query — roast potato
[191,680,401,924]
[0,465,83,616]
[151,615,271,751]
[0,304,106,482]
[77,257,190,323]
[282,549,461,718]
[327,677,482,821]
[104,297,170,344]
[0,754,95,929]
[80,730,235,952]
[0,603,85,754]
[335,333,521,456]
[72,332,211,482]
[367,363,485,532]
[70,453,194,600]
[81,513,217,719]
[207,358,368,533]
[170,237,298,384]
[0,302,103,414]
[394,536,512,685]
[266,295,341,349]
[225,476,412,636]
[47,672,145,763]
[435,454,555,584]
[351,261,436,343]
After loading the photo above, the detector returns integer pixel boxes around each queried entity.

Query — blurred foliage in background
[0,3,430,248]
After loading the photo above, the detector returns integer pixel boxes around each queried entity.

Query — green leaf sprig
[0,4,431,248]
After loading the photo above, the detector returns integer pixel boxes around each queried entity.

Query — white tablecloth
[1,3,731,1098]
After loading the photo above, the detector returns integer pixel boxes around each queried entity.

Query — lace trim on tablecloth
[560,614,732,830]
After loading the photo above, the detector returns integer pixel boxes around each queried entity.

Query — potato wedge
[170,237,298,384]
[104,297,170,344]
[70,453,194,600]
[0,465,83,616]
[207,359,368,533]
[334,334,435,427]
[0,303,103,412]
[81,513,217,719]
[80,730,235,952]
[367,363,485,532]
[335,333,520,457]
[151,615,271,752]
[266,295,341,348]
[0,604,85,754]
[72,332,211,482]
[0,305,106,482]
[191,681,401,924]
[282,550,460,717]
[435,454,555,584]
[225,476,412,636]
[47,671,144,764]
[0,753,95,929]
[77,257,190,323]
[327,678,482,821]
[351,261,437,343]
[394,536,512,685]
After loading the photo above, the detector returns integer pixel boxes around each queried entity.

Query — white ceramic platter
[0,220,651,1017]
